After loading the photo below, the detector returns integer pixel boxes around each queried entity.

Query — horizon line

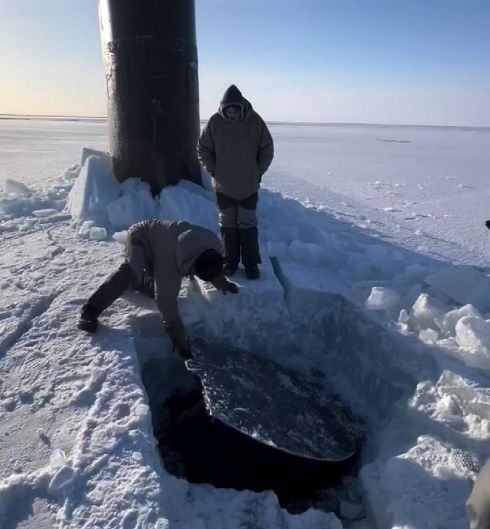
[0,112,489,130]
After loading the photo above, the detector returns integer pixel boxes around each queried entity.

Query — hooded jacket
[197,85,274,201]
[127,220,223,323]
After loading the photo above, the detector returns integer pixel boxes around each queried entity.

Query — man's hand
[164,319,192,360]
[212,273,239,295]
[222,280,239,294]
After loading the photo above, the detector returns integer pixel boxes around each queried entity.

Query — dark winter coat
[127,220,222,323]
[197,85,274,201]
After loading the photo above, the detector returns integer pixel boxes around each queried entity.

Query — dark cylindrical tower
[98,0,201,194]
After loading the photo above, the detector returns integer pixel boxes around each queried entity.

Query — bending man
[78,220,239,358]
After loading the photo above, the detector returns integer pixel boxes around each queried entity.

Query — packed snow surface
[1,118,490,529]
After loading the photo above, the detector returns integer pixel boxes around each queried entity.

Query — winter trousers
[86,240,153,315]
[216,191,261,267]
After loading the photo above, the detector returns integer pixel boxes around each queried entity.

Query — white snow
[1,119,490,529]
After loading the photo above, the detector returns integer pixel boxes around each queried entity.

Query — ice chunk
[107,185,156,230]
[437,304,482,336]
[80,147,110,166]
[192,259,287,352]
[157,188,186,222]
[112,230,128,244]
[32,208,58,218]
[49,449,67,470]
[3,179,31,196]
[66,154,120,223]
[89,227,107,240]
[376,436,473,529]
[78,220,94,237]
[157,182,219,232]
[48,465,74,494]
[398,309,409,323]
[426,265,490,312]
[410,293,450,331]
[365,286,400,310]
[419,328,439,344]
[455,316,490,358]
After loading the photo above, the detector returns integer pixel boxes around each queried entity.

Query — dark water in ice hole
[139,346,366,516]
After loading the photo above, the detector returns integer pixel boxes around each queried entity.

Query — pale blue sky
[1,0,489,125]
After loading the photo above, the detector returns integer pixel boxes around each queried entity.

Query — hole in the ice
[134,313,369,515]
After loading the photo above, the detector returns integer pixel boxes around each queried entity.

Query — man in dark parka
[197,85,274,279]
[78,220,239,358]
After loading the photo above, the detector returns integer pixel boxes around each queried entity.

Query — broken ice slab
[426,265,490,313]
[66,154,119,222]
[80,147,111,167]
[271,258,347,317]
[188,257,287,351]
[197,256,283,304]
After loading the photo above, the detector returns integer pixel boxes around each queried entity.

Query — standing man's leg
[216,192,240,275]
[237,192,261,279]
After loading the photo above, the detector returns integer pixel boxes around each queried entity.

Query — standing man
[198,85,274,279]
[78,219,239,359]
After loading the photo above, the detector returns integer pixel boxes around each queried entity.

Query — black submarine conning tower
[98,0,202,194]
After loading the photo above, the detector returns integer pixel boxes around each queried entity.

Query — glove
[165,319,192,360]
[212,274,239,295]
[222,280,239,294]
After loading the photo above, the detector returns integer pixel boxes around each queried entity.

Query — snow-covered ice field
[1,117,490,529]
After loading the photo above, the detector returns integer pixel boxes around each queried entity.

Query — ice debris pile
[363,264,490,370]
[65,148,217,242]
[0,168,79,232]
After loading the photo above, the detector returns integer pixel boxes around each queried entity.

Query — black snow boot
[78,304,100,333]
[240,227,261,270]
[245,264,260,280]
[220,227,240,273]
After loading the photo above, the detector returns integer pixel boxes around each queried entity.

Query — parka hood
[176,226,223,276]
[218,84,252,120]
